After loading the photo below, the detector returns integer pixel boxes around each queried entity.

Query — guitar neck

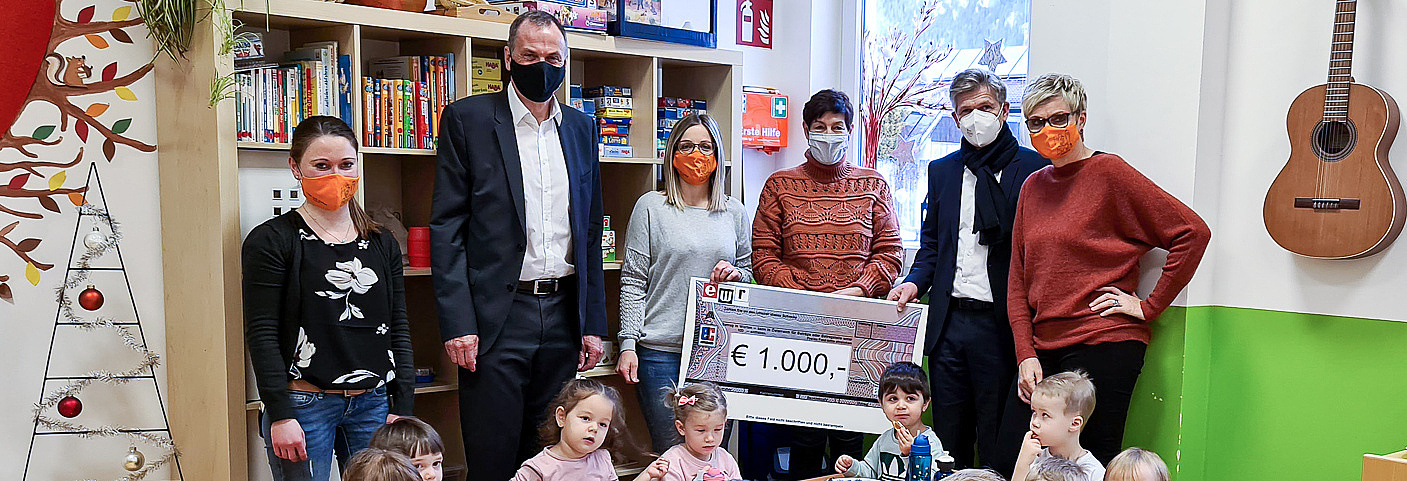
[1324,0,1357,120]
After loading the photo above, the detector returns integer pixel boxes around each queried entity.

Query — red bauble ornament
[57,396,82,418]
[78,285,103,310]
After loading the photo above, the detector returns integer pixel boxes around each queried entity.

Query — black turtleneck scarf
[959,122,1019,245]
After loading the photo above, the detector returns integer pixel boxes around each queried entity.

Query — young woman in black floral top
[243,116,415,481]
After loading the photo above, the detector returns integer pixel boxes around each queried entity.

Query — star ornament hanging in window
[978,38,1007,72]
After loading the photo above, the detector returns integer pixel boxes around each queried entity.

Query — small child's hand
[896,423,916,455]
[834,454,854,474]
[1018,430,1043,460]
[644,457,669,480]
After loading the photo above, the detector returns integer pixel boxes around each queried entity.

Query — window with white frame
[861,0,1031,247]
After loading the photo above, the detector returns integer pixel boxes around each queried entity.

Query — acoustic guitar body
[1264,83,1404,259]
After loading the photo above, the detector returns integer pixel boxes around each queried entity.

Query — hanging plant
[135,0,199,61]
[136,0,261,105]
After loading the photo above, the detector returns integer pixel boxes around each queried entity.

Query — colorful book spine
[374,79,384,147]
[401,80,413,149]
[392,79,403,149]
[436,56,448,140]
[446,52,455,101]
[362,78,375,147]
[382,79,393,149]
[418,80,431,149]
[338,54,352,126]
[285,67,298,141]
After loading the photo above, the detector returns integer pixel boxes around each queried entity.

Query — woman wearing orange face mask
[243,116,415,481]
[616,112,752,452]
[1006,74,1210,465]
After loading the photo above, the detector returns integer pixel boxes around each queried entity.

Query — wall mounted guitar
[1264,0,1404,259]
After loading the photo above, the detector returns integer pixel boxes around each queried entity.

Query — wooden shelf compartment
[414,380,458,394]
[570,53,658,159]
[231,0,742,66]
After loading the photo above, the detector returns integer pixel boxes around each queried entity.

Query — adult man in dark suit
[430,11,605,481]
[888,69,1048,476]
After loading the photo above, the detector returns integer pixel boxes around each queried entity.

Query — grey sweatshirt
[619,192,753,353]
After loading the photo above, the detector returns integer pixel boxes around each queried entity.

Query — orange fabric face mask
[672,151,718,185]
[300,173,360,210]
[1031,123,1080,160]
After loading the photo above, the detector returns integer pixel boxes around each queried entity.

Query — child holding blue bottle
[834,362,947,481]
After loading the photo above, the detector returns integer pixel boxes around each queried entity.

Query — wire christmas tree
[23,164,181,481]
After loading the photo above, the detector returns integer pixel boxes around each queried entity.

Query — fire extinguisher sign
[737,0,773,49]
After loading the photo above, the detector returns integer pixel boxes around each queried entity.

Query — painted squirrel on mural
[44,53,92,86]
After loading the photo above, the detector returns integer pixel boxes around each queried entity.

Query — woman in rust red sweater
[1008,74,1211,464]
[749,89,903,478]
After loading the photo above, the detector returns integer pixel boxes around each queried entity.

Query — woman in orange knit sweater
[749,89,903,479]
[752,89,904,298]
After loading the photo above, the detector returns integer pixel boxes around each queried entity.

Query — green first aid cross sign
[771,96,787,118]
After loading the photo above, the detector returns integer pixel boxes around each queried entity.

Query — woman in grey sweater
[616,112,752,452]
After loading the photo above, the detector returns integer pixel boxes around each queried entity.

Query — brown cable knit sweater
[752,160,903,297]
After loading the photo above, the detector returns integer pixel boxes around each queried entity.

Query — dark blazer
[904,145,1047,355]
[430,91,606,352]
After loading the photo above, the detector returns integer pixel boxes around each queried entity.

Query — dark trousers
[999,340,1147,469]
[788,427,863,479]
[458,287,578,481]
[928,303,1019,472]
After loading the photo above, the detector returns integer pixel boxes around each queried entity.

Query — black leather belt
[517,277,566,296]
[951,296,994,311]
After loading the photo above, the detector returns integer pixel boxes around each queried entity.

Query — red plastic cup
[408,227,430,268]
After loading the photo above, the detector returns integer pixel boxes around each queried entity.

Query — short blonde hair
[1107,447,1171,481]
[946,469,1007,481]
[1033,370,1096,420]
[662,112,728,212]
[1025,455,1086,481]
[341,448,420,481]
[1022,73,1087,116]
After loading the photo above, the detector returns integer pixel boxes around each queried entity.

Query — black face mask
[509,60,565,103]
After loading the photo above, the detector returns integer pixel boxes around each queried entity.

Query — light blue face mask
[807,132,849,166]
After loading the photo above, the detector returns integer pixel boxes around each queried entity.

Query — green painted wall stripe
[1124,306,1407,481]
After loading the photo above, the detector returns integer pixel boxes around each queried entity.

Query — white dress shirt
[507,83,575,281]
[951,166,999,302]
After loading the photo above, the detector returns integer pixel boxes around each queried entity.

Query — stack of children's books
[362,54,456,150]
[235,40,353,144]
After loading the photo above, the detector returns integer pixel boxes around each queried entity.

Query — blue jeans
[635,346,683,453]
[260,387,389,481]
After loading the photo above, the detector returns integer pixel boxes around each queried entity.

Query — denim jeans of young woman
[634,346,683,453]
[260,387,389,481]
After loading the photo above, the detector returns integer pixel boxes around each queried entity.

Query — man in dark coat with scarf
[888,68,1048,477]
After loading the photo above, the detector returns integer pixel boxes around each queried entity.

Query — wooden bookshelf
[156,2,743,480]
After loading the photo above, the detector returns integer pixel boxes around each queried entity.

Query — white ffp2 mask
[959,109,1003,148]
[807,133,849,166]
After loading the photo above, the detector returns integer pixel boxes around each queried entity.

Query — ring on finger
[1112,300,1121,308]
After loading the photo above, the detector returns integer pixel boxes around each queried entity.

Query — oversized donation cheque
[680,278,928,433]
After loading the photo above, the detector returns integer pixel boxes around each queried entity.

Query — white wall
[716,0,862,208]
[1210,0,1407,321]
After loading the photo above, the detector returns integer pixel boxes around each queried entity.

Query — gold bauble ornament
[123,446,145,471]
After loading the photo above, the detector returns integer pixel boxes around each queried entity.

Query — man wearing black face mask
[430,11,605,481]
[886,69,1047,477]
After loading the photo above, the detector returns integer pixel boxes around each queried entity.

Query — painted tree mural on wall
[0,0,154,303]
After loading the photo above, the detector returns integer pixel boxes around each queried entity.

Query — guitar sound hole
[1313,120,1357,161]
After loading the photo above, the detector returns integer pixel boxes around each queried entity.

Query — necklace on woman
[301,208,355,244]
